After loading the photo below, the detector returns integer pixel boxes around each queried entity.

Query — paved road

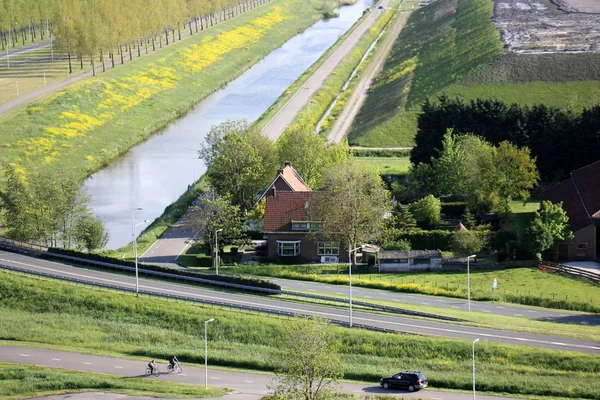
[1,346,520,400]
[1,251,599,354]
[328,11,409,143]
[0,40,52,61]
[269,277,598,323]
[261,0,390,140]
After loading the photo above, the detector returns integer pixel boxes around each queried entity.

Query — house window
[291,221,309,231]
[577,243,588,250]
[317,242,339,255]
[381,258,408,264]
[413,258,431,265]
[277,240,300,256]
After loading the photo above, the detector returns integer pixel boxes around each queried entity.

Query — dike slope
[348,0,600,147]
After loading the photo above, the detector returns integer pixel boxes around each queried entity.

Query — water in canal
[85,0,375,249]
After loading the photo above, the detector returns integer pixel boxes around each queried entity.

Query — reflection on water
[85,0,375,249]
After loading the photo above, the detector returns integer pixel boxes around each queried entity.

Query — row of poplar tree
[0,0,271,73]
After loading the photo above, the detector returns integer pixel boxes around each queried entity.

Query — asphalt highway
[1,251,599,354]
[0,346,520,400]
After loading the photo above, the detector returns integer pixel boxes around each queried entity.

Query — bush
[441,202,467,219]
[397,229,452,250]
[196,255,213,267]
[45,247,280,290]
[351,148,411,158]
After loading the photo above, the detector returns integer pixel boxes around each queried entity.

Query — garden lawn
[0,362,225,399]
[352,156,410,176]
[0,0,327,188]
[222,264,600,312]
[0,271,599,399]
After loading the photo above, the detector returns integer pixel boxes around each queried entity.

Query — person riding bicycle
[148,359,157,374]
[169,355,178,370]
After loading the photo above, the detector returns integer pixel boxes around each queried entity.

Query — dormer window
[292,221,309,231]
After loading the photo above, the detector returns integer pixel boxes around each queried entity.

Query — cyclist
[169,355,179,371]
[148,359,157,375]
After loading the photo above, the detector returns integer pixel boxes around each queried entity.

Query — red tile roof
[264,192,314,232]
[540,160,600,231]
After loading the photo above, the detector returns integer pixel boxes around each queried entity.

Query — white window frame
[317,242,339,256]
[277,240,301,256]
[291,221,309,231]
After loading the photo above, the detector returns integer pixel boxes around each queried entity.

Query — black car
[380,371,428,392]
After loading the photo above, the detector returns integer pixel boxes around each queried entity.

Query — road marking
[496,306,505,309]
[52,358,61,361]
[297,283,304,285]
[114,366,123,369]
[527,310,536,313]
[422,302,430,305]
[325,286,332,289]
[482,310,491,313]
[211,377,220,380]
[244,380,254,383]
[19,354,30,357]
[364,296,372,299]
[407,296,415,298]
[180,373,187,376]
[552,342,567,346]
[452,306,460,309]
[514,314,523,317]
[335,292,344,295]
[83,362,92,365]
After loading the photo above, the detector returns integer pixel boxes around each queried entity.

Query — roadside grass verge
[348,0,502,147]
[0,271,599,399]
[288,289,600,342]
[252,0,370,131]
[0,0,326,188]
[220,265,600,313]
[0,361,225,399]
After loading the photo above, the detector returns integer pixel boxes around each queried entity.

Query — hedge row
[46,248,280,290]
[351,148,411,158]
[396,229,453,250]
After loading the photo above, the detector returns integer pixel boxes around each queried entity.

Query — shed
[378,249,443,272]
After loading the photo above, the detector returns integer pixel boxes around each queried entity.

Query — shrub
[441,202,467,218]
[196,255,213,267]
[397,229,452,250]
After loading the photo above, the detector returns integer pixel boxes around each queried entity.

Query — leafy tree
[277,125,350,189]
[409,195,441,229]
[461,205,477,230]
[199,120,278,210]
[190,197,246,255]
[527,201,573,261]
[493,141,539,212]
[74,214,109,251]
[450,230,484,256]
[308,163,392,264]
[271,316,342,400]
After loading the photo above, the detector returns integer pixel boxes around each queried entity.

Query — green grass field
[352,156,410,176]
[222,264,600,312]
[1,271,599,399]
[0,361,225,399]
[0,0,327,189]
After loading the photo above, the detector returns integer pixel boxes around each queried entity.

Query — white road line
[335,292,344,295]
[325,286,332,289]
[180,373,187,376]
[452,306,460,309]
[19,354,30,357]
[552,342,567,346]
[496,306,505,309]
[114,366,123,369]
[422,302,430,305]
[83,362,92,365]
[364,296,372,298]
[211,377,220,380]
[527,310,536,313]
[244,380,254,383]
[297,283,304,285]
[513,314,523,317]
[52,358,61,361]
[482,310,491,313]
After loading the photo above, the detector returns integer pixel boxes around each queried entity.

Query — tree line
[0,0,272,74]
[411,96,600,185]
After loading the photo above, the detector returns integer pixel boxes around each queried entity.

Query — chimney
[277,168,284,175]
[270,186,276,197]
[285,161,292,167]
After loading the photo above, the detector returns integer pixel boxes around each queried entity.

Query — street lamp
[214,229,223,275]
[204,318,215,388]
[472,338,480,400]
[467,254,476,312]
[348,245,362,327]
[132,208,149,296]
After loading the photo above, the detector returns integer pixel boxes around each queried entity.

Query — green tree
[277,125,349,188]
[190,197,246,255]
[450,230,484,256]
[74,214,109,251]
[271,316,342,400]
[308,163,392,264]
[199,120,277,210]
[527,201,573,261]
[409,195,441,229]
[493,141,539,213]
[461,205,477,230]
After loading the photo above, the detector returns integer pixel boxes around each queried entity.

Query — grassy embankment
[347,0,600,148]
[0,0,328,188]
[0,362,225,399]
[221,265,600,313]
[1,271,599,399]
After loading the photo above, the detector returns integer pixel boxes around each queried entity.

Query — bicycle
[145,366,160,377]
[167,363,182,374]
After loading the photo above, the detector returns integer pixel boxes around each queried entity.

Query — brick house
[540,160,600,261]
[261,162,348,263]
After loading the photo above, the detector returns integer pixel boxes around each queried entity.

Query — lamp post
[348,245,362,327]
[472,338,480,400]
[204,318,215,388]
[467,254,476,312]
[214,229,223,275]
[132,208,149,296]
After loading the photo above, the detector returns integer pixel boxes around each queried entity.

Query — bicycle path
[1,346,519,400]
[261,0,391,141]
